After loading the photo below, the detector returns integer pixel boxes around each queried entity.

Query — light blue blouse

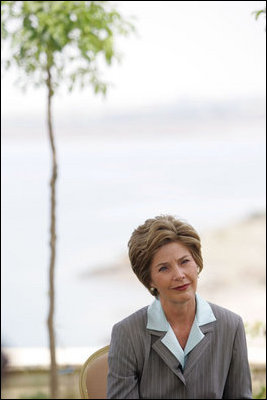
[146,293,216,369]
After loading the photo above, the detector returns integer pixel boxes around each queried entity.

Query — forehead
[151,241,190,265]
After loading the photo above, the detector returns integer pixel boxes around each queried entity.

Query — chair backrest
[79,345,110,399]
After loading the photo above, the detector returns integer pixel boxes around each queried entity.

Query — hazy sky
[2,1,266,120]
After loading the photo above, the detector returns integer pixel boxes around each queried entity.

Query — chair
[79,345,110,399]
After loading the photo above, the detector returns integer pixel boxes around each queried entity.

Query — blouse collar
[147,293,216,369]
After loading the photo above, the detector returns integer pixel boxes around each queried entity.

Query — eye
[181,259,190,264]
[159,265,168,272]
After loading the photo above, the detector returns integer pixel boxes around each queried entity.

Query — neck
[160,296,196,328]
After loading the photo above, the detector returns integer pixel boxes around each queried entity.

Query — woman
[107,215,252,399]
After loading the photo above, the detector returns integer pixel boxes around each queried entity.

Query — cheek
[150,272,167,288]
[150,272,160,286]
[189,267,198,281]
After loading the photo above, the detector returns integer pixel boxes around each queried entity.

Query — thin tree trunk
[46,65,58,399]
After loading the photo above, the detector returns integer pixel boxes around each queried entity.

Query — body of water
[2,124,265,348]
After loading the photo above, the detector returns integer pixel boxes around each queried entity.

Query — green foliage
[1,0,135,94]
[252,6,266,30]
[253,385,266,399]
[252,7,266,21]
[245,321,266,338]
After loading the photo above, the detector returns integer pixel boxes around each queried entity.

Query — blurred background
[1,1,266,398]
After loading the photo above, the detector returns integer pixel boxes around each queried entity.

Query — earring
[150,287,156,294]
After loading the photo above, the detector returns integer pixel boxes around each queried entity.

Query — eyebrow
[155,255,191,268]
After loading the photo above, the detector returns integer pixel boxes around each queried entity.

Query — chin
[173,290,195,301]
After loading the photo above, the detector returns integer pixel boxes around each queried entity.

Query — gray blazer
[107,302,252,399]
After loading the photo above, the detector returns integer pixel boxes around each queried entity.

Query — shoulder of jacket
[209,302,243,325]
[113,305,148,331]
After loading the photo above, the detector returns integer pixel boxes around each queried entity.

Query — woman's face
[150,241,198,306]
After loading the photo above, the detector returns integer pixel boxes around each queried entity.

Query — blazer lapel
[184,322,216,379]
[148,330,186,385]
[146,295,217,384]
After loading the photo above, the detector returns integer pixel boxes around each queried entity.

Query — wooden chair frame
[79,345,110,399]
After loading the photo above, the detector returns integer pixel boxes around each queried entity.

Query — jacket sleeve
[223,317,252,399]
[107,321,140,399]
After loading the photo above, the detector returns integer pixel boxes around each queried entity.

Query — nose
[172,265,185,280]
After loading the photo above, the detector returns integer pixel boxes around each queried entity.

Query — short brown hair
[128,215,203,296]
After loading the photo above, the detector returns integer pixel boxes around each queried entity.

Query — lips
[172,284,190,291]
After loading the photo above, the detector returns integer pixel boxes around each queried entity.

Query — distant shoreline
[2,100,265,141]
[2,343,265,369]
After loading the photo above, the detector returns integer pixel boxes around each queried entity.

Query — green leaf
[1,0,137,94]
